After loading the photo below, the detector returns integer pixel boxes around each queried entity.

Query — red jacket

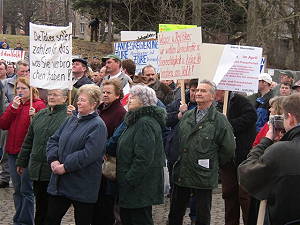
[98,99,126,138]
[0,98,46,154]
[253,122,269,147]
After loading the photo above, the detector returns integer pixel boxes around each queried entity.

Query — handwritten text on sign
[30,23,73,90]
[158,27,202,80]
[0,49,25,63]
[215,45,262,93]
[114,40,159,73]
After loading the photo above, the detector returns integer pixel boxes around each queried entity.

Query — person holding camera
[0,77,46,225]
[252,96,286,146]
[238,93,300,225]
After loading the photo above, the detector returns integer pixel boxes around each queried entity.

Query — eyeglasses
[77,98,88,103]
[16,87,29,90]
[48,93,64,97]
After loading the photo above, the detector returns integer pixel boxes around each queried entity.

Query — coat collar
[281,125,300,141]
[21,98,42,106]
[47,104,67,114]
[185,105,217,126]
[124,105,166,128]
[72,111,98,121]
[98,99,121,112]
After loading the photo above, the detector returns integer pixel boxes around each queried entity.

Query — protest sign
[30,23,73,90]
[260,57,266,73]
[121,31,156,41]
[214,45,262,93]
[114,39,159,73]
[0,49,25,62]
[159,24,197,32]
[158,27,202,80]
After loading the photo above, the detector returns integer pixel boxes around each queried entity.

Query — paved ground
[0,186,227,225]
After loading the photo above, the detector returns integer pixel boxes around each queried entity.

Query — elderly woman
[117,85,166,225]
[46,84,107,225]
[0,77,46,225]
[92,79,126,225]
[16,89,69,225]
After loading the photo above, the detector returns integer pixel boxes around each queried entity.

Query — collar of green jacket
[184,105,217,126]
[125,105,166,128]
[48,104,67,114]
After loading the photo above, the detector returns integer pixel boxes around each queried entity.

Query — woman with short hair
[0,77,46,225]
[16,89,69,225]
[92,78,126,225]
[46,84,107,225]
[252,96,286,146]
[116,85,166,225]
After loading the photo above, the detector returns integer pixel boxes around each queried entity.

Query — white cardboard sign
[30,23,73,90]
[158,27,202,80]
[120,31,156,41]
[114,39,159,73]
[214,45,263,93]
[0,49,25,63]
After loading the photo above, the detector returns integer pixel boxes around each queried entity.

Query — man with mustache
[140,65,174,105]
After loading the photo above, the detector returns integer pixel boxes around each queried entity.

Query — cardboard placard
[30,23,73,90]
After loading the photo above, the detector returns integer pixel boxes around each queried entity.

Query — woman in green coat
[117,85,166,225]
[16,89,68,225]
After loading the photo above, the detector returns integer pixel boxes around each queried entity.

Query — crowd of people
[0,52,300,225]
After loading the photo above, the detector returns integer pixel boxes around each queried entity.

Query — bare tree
[64,0,71,25]
[192,0,201,26]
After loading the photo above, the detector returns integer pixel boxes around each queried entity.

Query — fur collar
[125,105,166,128]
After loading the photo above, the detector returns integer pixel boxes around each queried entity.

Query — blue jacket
[47,111,107,203]
[248,90,274,132]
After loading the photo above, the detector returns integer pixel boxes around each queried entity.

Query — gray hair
[199,79,217,95]
[78,84,102,108]
[16,60,29,72]
[48,89,68,96]
[129,85,157,106]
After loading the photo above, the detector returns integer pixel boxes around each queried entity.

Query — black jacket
[73,76,93,89]
[238,125,300,225]
[165,90,196,163]
[226,93,257,165]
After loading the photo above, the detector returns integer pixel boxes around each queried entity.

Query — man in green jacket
[168,80,236,225]
[16,89,68,225]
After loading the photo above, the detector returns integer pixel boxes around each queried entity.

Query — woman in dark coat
[46,84,107,225]
[117,85,166,225]
[16,89,69,225]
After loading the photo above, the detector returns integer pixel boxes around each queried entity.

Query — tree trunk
[11,23,16,35]
[292,0,300,70]
[247,0,257,45]
[24,19,30,35]
[108,0,113,43]
[128,0,132,31]
[181,0,187,24]
[64,0,70,25]
[44,0,49,23]
[192,0,201,26]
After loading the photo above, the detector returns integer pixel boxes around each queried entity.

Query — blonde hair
[14,77,39,99]
[269,96,285,115]
[78,84,102,108]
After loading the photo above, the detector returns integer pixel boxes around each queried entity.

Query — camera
[269,115,285,131]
